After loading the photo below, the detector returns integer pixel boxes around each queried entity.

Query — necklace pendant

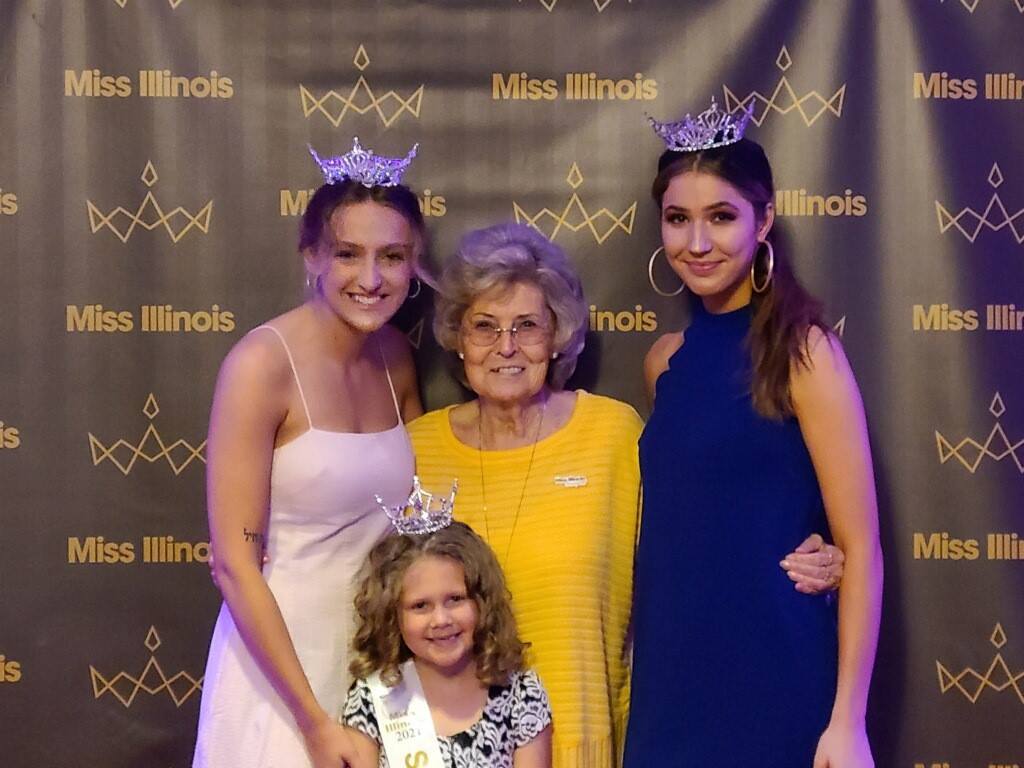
[478,397,548,572]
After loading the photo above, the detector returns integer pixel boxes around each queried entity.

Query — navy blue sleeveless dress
[624,302,837,767]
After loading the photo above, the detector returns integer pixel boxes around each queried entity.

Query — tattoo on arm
[243,527,265,546]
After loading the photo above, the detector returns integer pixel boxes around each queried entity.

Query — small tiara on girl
[376,476,457,536]
[647,98,753,152]
[309,138,418,188]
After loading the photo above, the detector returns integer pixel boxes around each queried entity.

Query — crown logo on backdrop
[300,45,424,128]
[940,0,1024,13]
[936,624,1024,704]
[723,46,846,127]
[90,626,203,708]
[89,394,207,476]
[86,161,213,243]
[309,139,418,188]
[403,318,426,350]
[377,476,458,535]
[648,99,752,152]
[519,0,632,11]
[513,163,636,244]
[935,393,1024,473]
[936,164,1024,244]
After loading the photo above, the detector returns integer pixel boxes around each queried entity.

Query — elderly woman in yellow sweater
[407,222,842,768]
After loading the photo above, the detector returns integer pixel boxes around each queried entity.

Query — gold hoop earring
[407,277,422,300]
[751,240,774,294]
[305,273,321,293]
[648,247,685,298]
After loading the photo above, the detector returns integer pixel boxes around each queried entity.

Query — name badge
[554,474,588,488]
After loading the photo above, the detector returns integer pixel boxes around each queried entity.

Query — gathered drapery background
[1,1,1022,766]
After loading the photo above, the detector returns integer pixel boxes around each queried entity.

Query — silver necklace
[478,397,548,570]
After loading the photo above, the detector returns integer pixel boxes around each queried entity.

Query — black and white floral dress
[342,669,552,768]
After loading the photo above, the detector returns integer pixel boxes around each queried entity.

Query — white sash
[367,659,445,768]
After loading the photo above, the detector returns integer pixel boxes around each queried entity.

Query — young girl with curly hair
[343,521,553,768]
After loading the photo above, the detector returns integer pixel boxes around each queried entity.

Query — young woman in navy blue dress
[624,104,883,768]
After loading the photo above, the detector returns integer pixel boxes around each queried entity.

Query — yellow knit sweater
[408,391,642,768]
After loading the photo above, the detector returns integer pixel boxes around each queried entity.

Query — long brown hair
[349,522,527,687]
[652,139,830,419]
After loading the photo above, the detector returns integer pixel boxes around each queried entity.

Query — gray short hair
[433,223,588,389]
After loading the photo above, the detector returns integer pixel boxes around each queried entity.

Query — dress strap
[376,339,403,422]
[251,325,314,430]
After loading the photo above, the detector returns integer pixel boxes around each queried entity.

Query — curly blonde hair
[349,522,527,687]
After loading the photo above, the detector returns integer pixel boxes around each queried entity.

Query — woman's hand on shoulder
[643,331,684,406]
[377,323,423,422]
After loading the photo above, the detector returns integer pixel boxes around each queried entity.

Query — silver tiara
[309,138,418,188]
[376,476,457,536]
[648,98,753,153]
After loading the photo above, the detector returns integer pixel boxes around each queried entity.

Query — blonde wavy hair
[349,522,528,687]
[433,222,588,390]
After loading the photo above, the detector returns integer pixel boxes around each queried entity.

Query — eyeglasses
[461,320,551,347]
